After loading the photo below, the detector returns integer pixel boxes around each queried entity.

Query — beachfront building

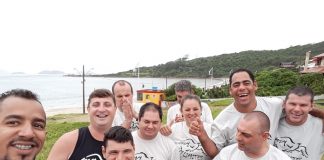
[137,88,165,106]
[301,52,324,74]
[279,62,296,68]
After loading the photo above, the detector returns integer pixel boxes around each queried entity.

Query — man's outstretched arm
[309,107,324,119]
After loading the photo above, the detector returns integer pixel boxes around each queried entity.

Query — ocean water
[0,74,226,110]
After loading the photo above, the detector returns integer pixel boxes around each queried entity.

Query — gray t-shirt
[274,115,324,160]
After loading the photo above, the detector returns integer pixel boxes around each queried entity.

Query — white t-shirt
[169,121,213,160]
[214,143,291,160]
[112,103,142,131]
[132,131,180,160]
[274,115,324,160]
[167,102,213,125]
[212,97,283,150]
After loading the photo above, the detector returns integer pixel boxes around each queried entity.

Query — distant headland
[38,70,65,74]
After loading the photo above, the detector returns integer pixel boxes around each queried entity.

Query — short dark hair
[103,126,134,147]
[243,111,270,133]
[174,80,192,93]
[112,80,133,94]
[88,89,115,107]
[229,68,255,85]
[180,94,202,111]
[138,102,162,121]
[285,86,314,102]
[0,89,41,105]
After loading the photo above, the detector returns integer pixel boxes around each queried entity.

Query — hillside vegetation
[99,41,324,78]
[162,68,324,100]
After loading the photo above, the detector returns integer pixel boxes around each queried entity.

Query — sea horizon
[0,74,226,111]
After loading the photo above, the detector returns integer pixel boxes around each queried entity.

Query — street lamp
[74,65,93,114]
[82,65,85,114]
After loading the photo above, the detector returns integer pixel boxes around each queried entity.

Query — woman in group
[167,94,213,160]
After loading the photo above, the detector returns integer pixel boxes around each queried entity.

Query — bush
[205,84,230,98]
[163,69,324,99]
[256,68,324,96]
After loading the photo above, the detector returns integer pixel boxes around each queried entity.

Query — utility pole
[209,67,213,86]
[82,65,85,114]
[75,65,93,114]
[204,77,207,91]
[136,63,141,89]
[165,76,168,89]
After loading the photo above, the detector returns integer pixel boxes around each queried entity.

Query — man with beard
[0,89,46,160]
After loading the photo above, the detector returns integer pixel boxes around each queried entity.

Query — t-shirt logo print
[131,120,139,130]
[80,153,104,160]
[274,137,308,159]
[178,139,207,160]
[135,152,155,160]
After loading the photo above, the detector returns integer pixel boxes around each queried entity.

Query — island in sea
[38,70,65,75]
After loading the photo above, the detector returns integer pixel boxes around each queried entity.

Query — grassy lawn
[208,98,233,118]
[37,98,324,160]
[316,99,324,109]
[37,121,89,160]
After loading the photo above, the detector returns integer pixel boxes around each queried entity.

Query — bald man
[112,80,141,131]
[214,111,290,160]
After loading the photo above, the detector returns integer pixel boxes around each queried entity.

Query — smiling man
[189,68,283,158]
[0,89,46,160]
[48,89,116,160]
[274,86,324,159]
[132,102,180,160]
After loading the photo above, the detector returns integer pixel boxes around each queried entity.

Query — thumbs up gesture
[189,117,204,137]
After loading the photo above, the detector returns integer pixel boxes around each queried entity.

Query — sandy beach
[45,106,87,117]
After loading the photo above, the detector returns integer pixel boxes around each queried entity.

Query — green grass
[316,99,324,103]
[37,122,89,160]
[208,98,233,118]
[208,98,234,107]
[162,108,168,124]
[315,99,324,108]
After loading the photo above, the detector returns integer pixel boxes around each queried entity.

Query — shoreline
[45,106,87,117]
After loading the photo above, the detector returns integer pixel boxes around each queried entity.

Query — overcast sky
[1,0,324,74]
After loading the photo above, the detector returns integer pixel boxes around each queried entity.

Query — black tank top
[68,127,104,160]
